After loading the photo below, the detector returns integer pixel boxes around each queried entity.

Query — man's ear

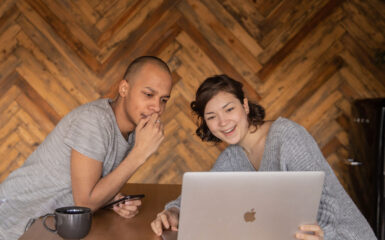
[243,98,250,114]
[118,80,130,97]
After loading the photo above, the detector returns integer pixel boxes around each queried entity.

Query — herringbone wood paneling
[1,0,385,200]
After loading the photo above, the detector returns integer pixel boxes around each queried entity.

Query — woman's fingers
[151,210,179,236]
[295,224,324,240]
[159,212,170,229]
[295,232,321,240]
[151,217,164,236]
[300,224,322,233]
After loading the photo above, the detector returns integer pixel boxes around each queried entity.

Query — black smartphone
[102,194,145,209]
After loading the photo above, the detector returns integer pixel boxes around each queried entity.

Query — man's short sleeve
[64,108,111,162]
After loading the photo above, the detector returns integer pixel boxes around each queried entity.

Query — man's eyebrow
[144,87,156,93]
[144,87,170,98]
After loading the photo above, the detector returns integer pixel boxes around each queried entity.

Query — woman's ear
[243,98,250,114]
[118,79,130,97]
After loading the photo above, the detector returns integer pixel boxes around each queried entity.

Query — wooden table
[19,183,181,240]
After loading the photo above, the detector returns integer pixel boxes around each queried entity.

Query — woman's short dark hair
[191,74,265,142]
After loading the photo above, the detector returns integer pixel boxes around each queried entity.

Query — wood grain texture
[0,0,384,197]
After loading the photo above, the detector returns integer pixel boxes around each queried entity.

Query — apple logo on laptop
[243,208,256,222]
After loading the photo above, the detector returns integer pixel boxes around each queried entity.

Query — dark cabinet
[348,98,385,240]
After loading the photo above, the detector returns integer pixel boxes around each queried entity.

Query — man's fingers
[124,199,142,206]
[113,205,130,214]
[114,193,124,200]
[148,113,158,125]
[113,205,139,218]
[137,117,148,130]
[121,205,139,212]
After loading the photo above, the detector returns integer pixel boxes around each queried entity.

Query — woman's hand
[111,193,142,218]
[151,207,180,236]
[295,224,324,240]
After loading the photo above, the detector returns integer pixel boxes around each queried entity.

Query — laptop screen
[175,171,324,240]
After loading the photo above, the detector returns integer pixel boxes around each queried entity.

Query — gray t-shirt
[0,99,134,240]
[166,117,376,240]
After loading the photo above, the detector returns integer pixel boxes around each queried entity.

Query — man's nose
[150,99,161,113]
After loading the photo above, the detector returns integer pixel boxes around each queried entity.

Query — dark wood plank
[257,0,345,81]
[97,0,144,46]
[15,76,61,125]
[98,7,182,96]
[25,0,101,71]
[178,16,261,102]
[98,0,181,75]
[281,56,344,118]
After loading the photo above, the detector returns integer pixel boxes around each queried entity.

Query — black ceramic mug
[42,206,92,239]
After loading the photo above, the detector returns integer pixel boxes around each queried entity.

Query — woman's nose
[217,115,227,127]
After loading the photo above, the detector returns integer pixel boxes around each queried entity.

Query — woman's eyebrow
[205,102,233,115]
[222,102,233,109]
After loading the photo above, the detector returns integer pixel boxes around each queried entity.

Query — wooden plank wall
[0,0,384,198]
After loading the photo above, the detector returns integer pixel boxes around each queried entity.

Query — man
[0,56,173,240]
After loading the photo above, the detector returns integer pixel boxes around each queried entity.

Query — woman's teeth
[224,126,235,133]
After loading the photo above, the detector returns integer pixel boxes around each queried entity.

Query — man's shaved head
[114,56,172,133]
[123,56,171,83]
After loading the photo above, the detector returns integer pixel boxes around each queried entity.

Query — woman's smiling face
[204,91,250,145]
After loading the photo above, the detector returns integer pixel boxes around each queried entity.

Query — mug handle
[42,213,56,232]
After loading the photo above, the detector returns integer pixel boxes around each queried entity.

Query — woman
[151,75,376,239]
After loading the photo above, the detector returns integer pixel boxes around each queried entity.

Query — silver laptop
[163,171,324,240]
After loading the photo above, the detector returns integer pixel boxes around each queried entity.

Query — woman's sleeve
[165,195,181,210]
[279,122,339,239]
